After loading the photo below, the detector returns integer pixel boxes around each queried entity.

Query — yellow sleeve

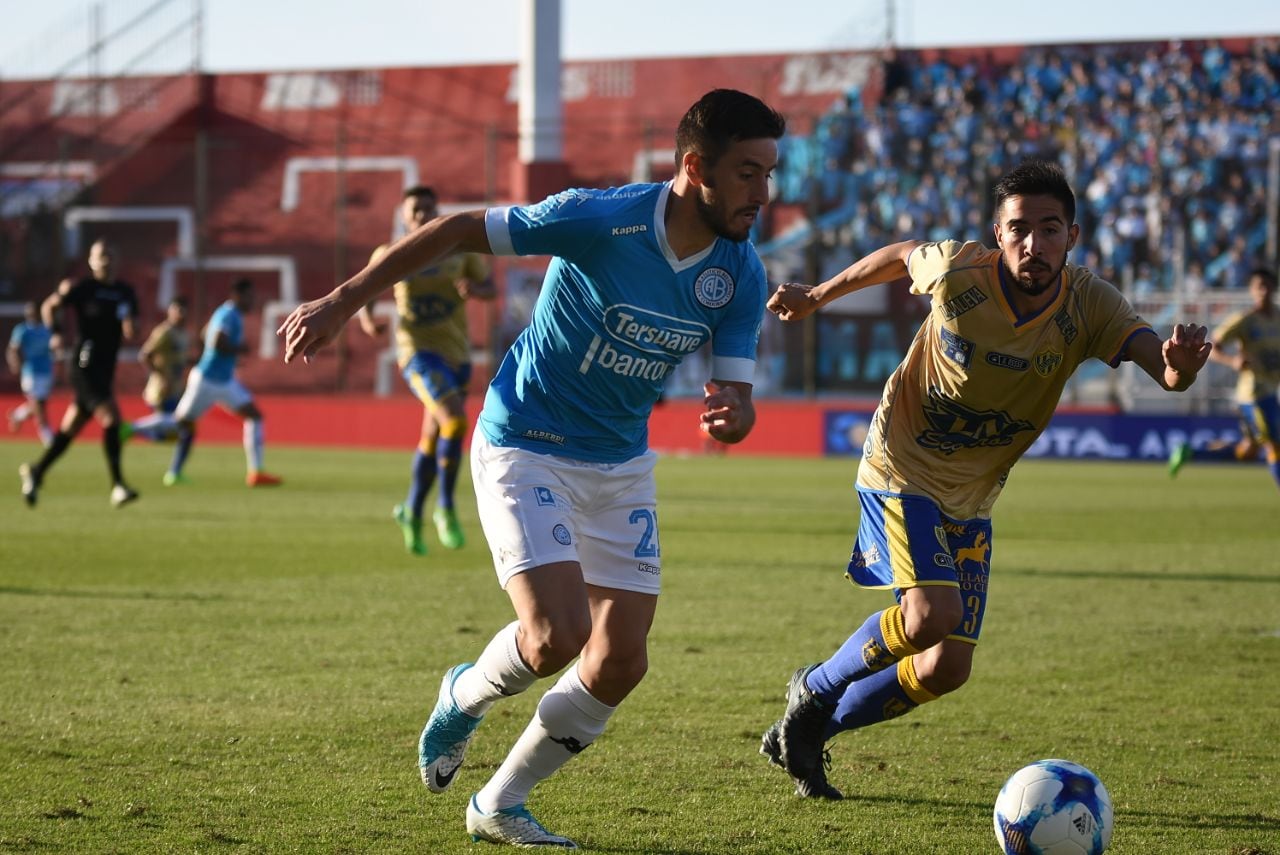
[907,240,989,297]
[141,325,168,355]
[1212,312,1246,346]
[463,253,490,281]
[1077,273,1153,365]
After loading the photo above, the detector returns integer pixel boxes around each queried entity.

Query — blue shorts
[402,352,471,409]
[846,490,992,643]
[1240,397,1280,451]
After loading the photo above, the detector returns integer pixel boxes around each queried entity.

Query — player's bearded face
[996,195,1078,297]
[695,183,751,242]
[692,140,776,243]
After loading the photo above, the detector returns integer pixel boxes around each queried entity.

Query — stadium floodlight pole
[513,0,568,201]
[191,0,204,74]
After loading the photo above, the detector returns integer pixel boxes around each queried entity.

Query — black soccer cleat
[779,666,838,779]
[760,720,784,768]
[762,717,844,799]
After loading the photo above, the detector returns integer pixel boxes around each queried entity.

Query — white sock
[11,403,30,422]
[244,419,264,471]
[474,663,615,813]
[132,412,177,440]
[453,621,538,717]
[37,425,54,446]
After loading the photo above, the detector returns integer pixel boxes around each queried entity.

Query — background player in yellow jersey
[123,295,190,442]
[1168,267,1280,489]
[761,160,1213,799]
[359,185,495,555]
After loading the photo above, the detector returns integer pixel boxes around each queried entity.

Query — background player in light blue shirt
[278,89,786,849]
[6,300,55,446]
[167,278,282,488]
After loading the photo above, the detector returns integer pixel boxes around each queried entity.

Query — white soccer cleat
[19,463,38,507]
[110,484,139,508]
[466,795,578,849]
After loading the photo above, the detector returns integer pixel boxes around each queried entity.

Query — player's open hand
[277,295,351,364]
[767,283,819,321]
[1162,323,1212,380]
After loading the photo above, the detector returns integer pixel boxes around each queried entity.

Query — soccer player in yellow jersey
[359,185,494,555]
[761,161,1213,800]
[124,296,190,442]
[1168,268,1280,489]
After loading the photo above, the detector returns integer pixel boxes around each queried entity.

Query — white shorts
[21,372,52,401]
[470,431,662,595]
[174,368,253,421]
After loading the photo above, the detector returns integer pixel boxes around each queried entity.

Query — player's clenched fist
[767,282,820,321]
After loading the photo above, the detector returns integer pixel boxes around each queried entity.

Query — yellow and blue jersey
[1212,308,1280,403]
[141,320,188,407]
[858,240,1153,520]
[372,243,489,370]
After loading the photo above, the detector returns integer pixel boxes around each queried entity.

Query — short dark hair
[674,89,786,171]
[403,185,438,202]
[1250,267,1278,288]
[169,295,188,308]
[994,160,1076,225]
[232,277,253,296]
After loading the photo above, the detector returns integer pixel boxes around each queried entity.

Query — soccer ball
[993,759,1113,855]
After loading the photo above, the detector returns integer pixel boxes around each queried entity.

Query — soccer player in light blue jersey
[279,88,786,849]
[166,278,281,488]
[7,300,55,446]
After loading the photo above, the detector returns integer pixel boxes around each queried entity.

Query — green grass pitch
[1,439,1277,854]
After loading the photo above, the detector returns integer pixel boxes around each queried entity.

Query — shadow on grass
[0,586,230,602]
[801,791,1280,836]
[1005,568,1280,585]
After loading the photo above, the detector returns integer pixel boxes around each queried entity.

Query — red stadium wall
[0,392,840,457]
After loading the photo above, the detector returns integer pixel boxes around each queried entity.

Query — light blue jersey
[9,321,53,379]
[196,302,243,383]
[481,181,767,463]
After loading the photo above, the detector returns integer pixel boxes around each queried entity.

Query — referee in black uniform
[20,239,140,507]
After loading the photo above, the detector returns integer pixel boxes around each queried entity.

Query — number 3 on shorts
[629,509,659,558]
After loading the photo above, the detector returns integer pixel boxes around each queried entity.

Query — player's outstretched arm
[1127,324,1212,392]
[278,211,491,364]
[700,380,755,444]
[767,240,922,321]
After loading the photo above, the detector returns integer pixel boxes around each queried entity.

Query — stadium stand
[1,35,1277,405]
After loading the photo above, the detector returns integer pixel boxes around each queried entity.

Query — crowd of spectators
[773,37,1280,294]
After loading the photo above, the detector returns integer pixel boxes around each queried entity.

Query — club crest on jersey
[938,327,974,368]
[1033,349,1064,376]
[694,267,735,309]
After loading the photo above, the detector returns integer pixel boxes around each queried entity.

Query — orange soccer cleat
[246,470,283,487]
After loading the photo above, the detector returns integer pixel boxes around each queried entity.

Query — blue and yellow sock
[807,606,920,705]
[436,415,465,512]
[826,656,938,738]
[407,443,438,520]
